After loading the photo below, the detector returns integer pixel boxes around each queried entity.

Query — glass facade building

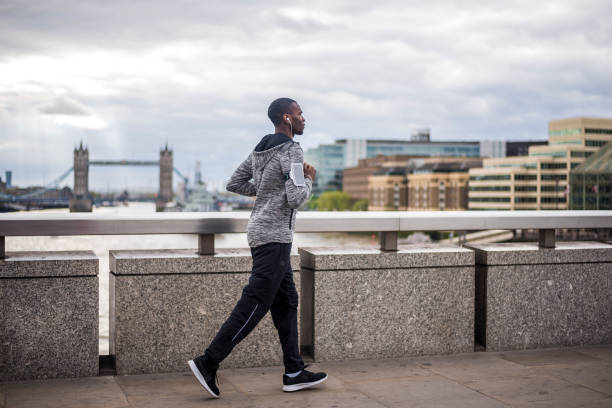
[305,139,480,195]
[570,142,612,210]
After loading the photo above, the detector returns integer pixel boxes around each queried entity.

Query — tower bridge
[70,141,182,212]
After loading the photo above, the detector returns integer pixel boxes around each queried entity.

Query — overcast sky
[1,0,611,192]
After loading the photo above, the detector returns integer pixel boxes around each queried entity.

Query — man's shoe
[282,368,328,392]
[188,356,220,398]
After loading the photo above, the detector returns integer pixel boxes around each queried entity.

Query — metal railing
[1,210,611,258]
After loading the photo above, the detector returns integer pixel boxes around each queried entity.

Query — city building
[570,142,612,210]
[367,158,482,211]
[407,160,483,211]
[506,141,547,157]
[480,140,548,158]
[468,117,612,210]
[4,171,12,189]
[368,167,409,211]
[343,154,421,201]
[305,133,480,196]
[344,140,547,201]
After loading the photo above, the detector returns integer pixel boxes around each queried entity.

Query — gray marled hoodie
[226,133,312,248]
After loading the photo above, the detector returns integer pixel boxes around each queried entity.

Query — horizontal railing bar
[0,210,611,236]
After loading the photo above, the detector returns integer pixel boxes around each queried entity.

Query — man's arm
[283,145,312,209]
[227,154,257,197]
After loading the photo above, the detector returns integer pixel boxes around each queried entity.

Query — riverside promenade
[2,345,612,407]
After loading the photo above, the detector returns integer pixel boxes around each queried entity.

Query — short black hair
[268,97,296,126]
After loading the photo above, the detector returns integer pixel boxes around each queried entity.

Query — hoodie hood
[254,133,292,152]
[251,133,293,171]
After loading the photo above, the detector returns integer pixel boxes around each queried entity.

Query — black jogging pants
[204,242,304,374]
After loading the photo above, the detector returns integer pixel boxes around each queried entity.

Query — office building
[468,117,612,210]
[367,158,482,211]
[305,135,480,196]
[407,160,483,211]
[343,154,420,201]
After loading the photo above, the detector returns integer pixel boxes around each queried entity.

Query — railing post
[538,229,555,248]
[379,231,398,251]
[0,236,4,259]
[198,234,214,255]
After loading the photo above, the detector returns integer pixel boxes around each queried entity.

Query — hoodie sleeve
[281,144,312,209]
[226,153,257,197]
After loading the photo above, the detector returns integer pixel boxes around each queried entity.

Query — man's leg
[204,242,288,366]
[270,253,328,392]
[269,244,304,374]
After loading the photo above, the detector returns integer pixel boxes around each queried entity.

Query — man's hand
[304,162,316,182]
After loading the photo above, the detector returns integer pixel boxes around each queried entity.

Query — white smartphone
[290,163,306,187]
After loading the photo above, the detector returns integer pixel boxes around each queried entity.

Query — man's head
[268,97,305,136]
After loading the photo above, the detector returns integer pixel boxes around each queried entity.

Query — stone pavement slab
[2,345,612,408]
[350,375,507,408]
[3,376,128,408]
[499,348,601,366]
[577,345,612,363]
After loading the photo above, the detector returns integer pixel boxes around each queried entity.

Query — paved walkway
[2,345,611,407]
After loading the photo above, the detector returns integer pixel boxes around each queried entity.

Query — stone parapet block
[110,248,300,274]
[300,244,474,270]
[110,248,300,375]
[299,245,474,362]
[0,251,99,381]
[468,241,612,265]
[0,251,98,278]
[466,241,612,352]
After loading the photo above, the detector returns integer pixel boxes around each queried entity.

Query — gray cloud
[39,97,89,116]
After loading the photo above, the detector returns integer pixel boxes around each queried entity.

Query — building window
[585,140,608,147]
[541,163,567,169]
[515,186,537,192]
[469,197,511,202]
[469,186,511,191]
[541,197,567,203]
[541,174,567,181]
[469,175,511,181]
[515,197,537,203]
[585,128,612,135]
[549,128,581,137]
[541,185,565,192]
[570,151,593,158]
[515,175,538,181]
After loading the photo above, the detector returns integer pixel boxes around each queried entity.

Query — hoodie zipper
[289,209,294,229]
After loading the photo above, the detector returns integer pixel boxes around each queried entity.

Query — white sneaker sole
[188,360,219,398]
[282,374,328,392]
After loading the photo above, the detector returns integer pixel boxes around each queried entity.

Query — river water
[7,202,376,354]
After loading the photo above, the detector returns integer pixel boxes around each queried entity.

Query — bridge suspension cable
[0,167,73,200]
[173,167,188,184]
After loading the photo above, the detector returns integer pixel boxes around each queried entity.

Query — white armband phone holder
[289,163,306,187]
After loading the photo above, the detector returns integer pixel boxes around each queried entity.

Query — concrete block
[466,241,612,352]
[299,245,474,362]
[110,249,300,375]
[0,251,99,381]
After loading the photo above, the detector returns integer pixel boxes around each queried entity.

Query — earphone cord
[289,120,293,136]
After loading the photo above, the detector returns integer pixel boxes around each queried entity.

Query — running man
[188,98,327,398]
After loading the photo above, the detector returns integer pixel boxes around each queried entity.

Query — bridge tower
[156,143,173,212]
[69,141,92,212]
